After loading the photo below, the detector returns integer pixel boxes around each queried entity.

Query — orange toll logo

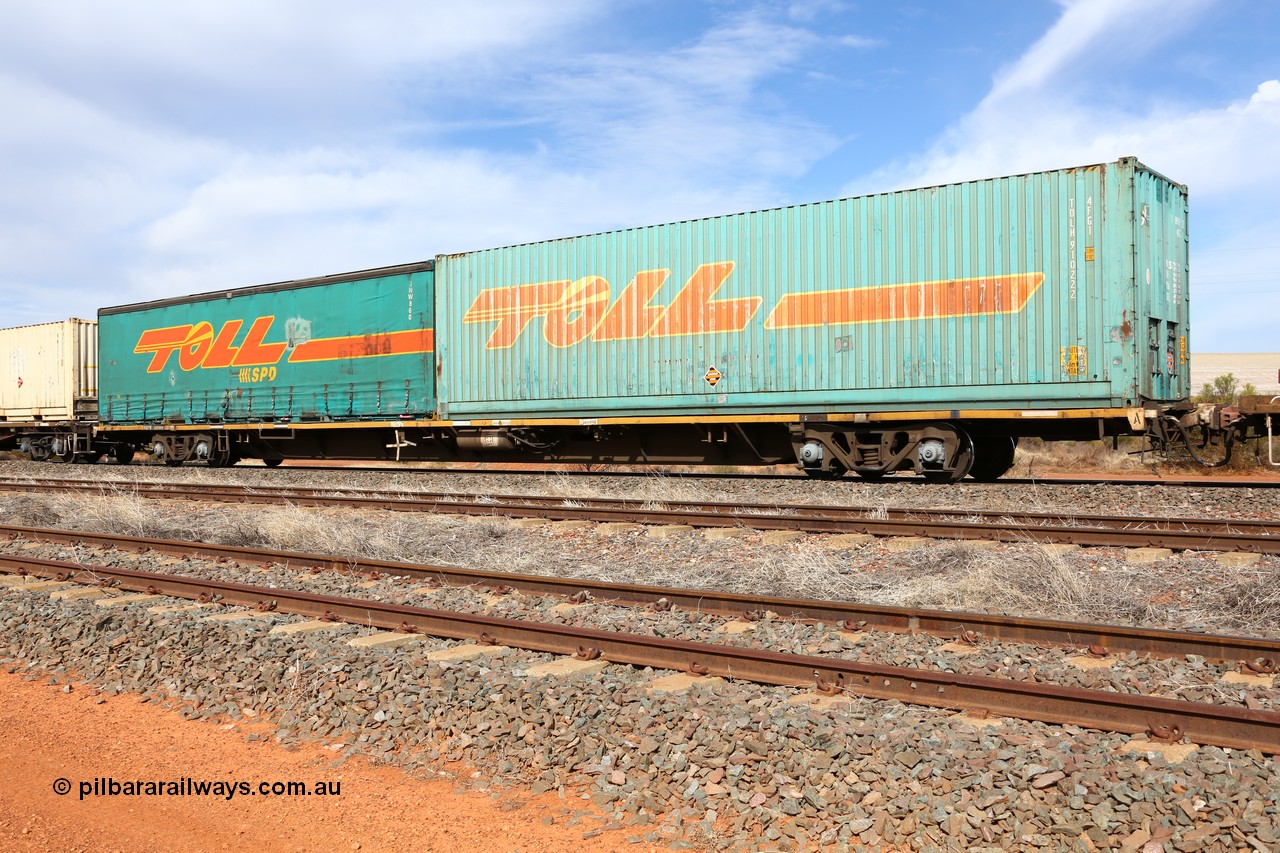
[134,317,287,373]
[133,316,434,374]
[463,262,761,349]
[463,266,1045,349]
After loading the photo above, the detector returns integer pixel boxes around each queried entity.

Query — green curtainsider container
[436,158,1188,420]
[98,262,436,424]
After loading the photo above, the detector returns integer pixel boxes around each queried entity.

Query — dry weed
[1011,439,1144,478]
[790,542,1160,626]
[3,490,1277,634]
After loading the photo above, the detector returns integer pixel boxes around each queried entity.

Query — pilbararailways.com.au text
[55,777,341,801]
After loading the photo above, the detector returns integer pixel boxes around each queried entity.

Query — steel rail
[2,553,1276,754]
[4,523,1278,668]
[4,475,1280,532]
[4,460,1280,489]
[1,476,1278,553]
[2,475,1277,534]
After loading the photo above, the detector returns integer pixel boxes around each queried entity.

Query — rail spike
[1245,657,1276,675]
[815,672,846,695]
[1148,722,1186,745]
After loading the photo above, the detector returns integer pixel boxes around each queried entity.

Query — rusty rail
[2,552,1277,754]
[4,460,1280,489]
[4,523,1278,668]
[0,477,1278,553]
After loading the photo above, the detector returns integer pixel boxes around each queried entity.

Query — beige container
[0,319,98,421]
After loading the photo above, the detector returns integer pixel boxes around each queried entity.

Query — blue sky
[1,0,1277,350]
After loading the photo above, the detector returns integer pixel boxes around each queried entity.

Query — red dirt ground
[0,669,674,853]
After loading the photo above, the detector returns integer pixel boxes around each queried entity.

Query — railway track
[5,458,1280,489]
[3,475,1279,553]
[7,523,1278,667]
[1,538,1277,754]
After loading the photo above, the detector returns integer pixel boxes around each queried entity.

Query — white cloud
[523,12,837,184]
[0,2,603,323]
[0,2,599,110]
[0,4,841,325]
[846,0,1279,349]
[835,34,880,48]
[787,0,849,23]
[0,71,227,318]
[986,0,1210,103]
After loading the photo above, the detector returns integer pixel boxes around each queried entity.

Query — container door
[1133,168,1190,402]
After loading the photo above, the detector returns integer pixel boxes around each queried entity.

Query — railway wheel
[968,436,1017,482]
[263,457,284,468]
[110,444,136,465]
[164,458,184,467]
[854,469,887,482]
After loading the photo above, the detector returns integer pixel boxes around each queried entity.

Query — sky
[0,0,1277,351]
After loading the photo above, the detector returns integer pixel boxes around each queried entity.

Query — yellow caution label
[1060,346,1087,377]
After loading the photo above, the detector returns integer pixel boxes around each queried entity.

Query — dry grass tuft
[0,494,62,527]
[3,490,1278,634]
[1165,564,1280,635]
[1010,439,1144,478]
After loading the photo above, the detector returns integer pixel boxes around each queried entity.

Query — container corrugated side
[99,264,436,424]
[437,158,1184,419]
[0,319,97,421]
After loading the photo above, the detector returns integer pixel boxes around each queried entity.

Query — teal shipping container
[436,158,1188,420]
[99,262,435,424]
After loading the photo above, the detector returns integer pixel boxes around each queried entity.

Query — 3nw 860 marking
[462,264,1044,350]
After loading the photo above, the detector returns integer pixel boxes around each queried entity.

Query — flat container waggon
[4,157,1265,478]
[435,157,1193,479]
